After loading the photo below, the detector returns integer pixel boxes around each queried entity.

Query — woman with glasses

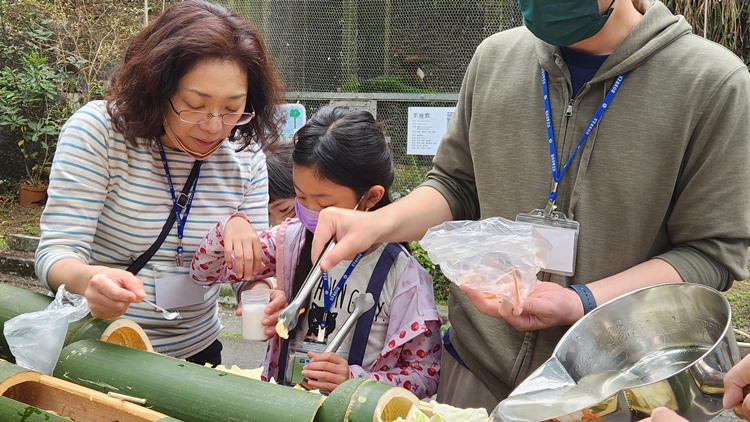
[35,0,285,366]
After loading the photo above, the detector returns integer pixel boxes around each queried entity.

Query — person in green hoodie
[307,0,750,411]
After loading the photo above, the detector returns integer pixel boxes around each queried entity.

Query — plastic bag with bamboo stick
[419,217,551,307]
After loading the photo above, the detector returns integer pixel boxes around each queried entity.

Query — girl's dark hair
[292,105,395,209]
[290,105,395,297]
[106,0,284,150]
[263,141,295,202]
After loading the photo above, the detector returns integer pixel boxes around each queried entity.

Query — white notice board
[406,106,455,156]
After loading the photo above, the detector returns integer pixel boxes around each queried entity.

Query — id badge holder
[516,209,579,276]
[153,265,207,309]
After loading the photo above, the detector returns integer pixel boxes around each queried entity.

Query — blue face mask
[294,198,319,233]
[518,0,615,46]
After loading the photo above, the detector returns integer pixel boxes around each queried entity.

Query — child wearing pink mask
[191,105,441,398]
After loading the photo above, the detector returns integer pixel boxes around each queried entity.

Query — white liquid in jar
[242,303,267,341]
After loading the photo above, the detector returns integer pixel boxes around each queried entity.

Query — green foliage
[20,223,41,237]
[409,241,449,305]
[0,3,71,186]
[341,76,439,94]
[392,159,431,200]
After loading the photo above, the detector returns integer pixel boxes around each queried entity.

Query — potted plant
[0,49,69,206]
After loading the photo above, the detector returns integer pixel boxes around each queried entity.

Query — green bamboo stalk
[0,358,32,380]
[313,377,418,422]
[55,339,324,422]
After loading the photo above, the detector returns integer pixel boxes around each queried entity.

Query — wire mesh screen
[289,99,460,197]
[217,0,523,195]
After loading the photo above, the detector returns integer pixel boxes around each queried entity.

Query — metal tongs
[296,292,375,390]
[276,239,337,338]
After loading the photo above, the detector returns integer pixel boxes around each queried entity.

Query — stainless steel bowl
[492,282,741,422]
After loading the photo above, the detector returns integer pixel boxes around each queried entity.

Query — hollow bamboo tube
[313,378,420,422]
[0,284,152,363]
[0,358,180,421]
[55,339,324,422]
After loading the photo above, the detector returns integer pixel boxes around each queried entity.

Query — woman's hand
[301,352,350,392]
[460,281,582,331]
[223,215,262,278]
[85,268,146,319]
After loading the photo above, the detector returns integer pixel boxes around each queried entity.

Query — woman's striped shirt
[36,100,269,358]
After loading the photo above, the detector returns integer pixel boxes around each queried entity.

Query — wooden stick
[107,391,147,405]
[512,266,520,307]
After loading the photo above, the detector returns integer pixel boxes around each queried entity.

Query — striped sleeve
[36,101,111,289]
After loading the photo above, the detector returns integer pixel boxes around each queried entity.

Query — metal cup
[492,282,741,422]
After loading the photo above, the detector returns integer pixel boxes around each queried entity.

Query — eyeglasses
[168,98,255,126]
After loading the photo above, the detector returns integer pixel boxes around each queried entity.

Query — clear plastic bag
[420,217,552,305]
[3,285,90,375]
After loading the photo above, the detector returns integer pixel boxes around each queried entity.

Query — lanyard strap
[541,68,625,215]
[320,252,364,327]
[156,140,202,265]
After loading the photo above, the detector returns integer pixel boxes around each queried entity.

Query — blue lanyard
[156,140,202,265]
[541,68,625,216]
[320,252,364,328]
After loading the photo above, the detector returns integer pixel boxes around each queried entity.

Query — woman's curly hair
[106,0,284,150]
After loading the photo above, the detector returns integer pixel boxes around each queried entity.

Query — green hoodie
[423,2,750,404]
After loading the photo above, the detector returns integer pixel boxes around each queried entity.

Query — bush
[409,241,449,304]
[0,4,71,187]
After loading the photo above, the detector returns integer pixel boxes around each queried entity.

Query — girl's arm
[191,212,278,285]
[349,319,441,399]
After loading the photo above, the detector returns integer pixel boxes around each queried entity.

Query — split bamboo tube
[313,377,420,422]
[0,284,152,363]
[0,358,180,421]
[55,339,324,422]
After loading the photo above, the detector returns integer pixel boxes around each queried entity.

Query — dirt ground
[0,202,43,244]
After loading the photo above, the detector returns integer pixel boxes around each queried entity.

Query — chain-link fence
[217,0,522,196]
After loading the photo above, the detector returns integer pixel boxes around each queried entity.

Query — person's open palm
[460,281,582,331]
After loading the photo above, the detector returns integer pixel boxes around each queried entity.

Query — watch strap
[568,284,597,315]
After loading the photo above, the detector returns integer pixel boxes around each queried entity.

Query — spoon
[296,292,375,390]
[141,299,181,320]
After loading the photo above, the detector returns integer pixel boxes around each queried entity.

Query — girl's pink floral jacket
[190,214,442,398]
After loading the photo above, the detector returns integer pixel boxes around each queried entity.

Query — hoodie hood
[536,2,693,84]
